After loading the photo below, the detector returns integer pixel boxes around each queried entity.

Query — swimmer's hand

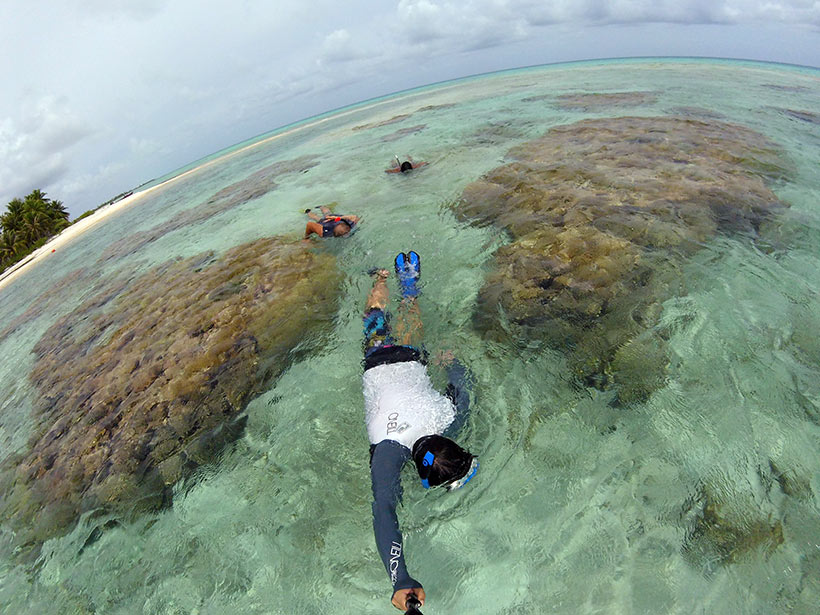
[392,588,425,611]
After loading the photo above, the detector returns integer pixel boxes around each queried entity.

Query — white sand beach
[0,186,160,292]
[0,147,230,294]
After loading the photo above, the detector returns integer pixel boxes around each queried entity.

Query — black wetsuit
[320,216,356,237]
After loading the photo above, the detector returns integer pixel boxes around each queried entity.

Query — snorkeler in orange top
[303,205,360,238]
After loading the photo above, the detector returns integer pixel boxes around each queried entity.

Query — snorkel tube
[405,594,424,615]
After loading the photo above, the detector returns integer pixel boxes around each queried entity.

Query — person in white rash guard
[361,251,478,612]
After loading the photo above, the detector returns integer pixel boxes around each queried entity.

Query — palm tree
[0,232,18,267]
[1,189,71,272]
[49,200,70,225]
[0,198,25,236]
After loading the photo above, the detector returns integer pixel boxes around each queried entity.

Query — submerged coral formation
[465,120,534,148]
[777,108,820,125]
[553,91,658,110]
[416,103,457,113]
[761,84,811,93]
[1,237,340,550]
[381,125,427,142]
[455,116,789,401]
[667,107,727,121]
[0,267,93,340]
[352,114,411,131]
[682,481,784,570]
[351,104,454,133]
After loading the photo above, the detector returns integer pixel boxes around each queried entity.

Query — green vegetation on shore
[0,190,70,273]
[73,189,134,224]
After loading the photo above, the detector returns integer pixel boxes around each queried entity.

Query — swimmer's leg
[363,269,395,356]
[393,252,423,347]
[394,296,423,347]
[366,269,390,311]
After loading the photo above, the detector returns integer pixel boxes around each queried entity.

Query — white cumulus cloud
[0,97,94,206]
[1,0,817,216]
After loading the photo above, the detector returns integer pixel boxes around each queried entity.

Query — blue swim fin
[395,251,420,298]
[408,251,420,274]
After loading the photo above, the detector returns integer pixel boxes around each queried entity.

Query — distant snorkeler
[385,155,428,174]
[303,204,360,238]
[362,251,478,612]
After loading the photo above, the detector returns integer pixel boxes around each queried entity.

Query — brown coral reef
[553,91,657,110]
[352,114,411,131]
[381,125,427,142]
[0,156,321,342]
[683,482,784,571]
[0,237,340,550]
[456,116,789,401]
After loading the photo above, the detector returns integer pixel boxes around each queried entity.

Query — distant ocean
[1,58,818,614]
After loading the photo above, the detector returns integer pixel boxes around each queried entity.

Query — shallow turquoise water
[1,58,819,614]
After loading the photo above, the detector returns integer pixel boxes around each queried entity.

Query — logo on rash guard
[389,541,402,583]
[386,412,399,435]
[386,413,410,435]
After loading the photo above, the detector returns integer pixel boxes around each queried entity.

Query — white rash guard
[363,360,456,449]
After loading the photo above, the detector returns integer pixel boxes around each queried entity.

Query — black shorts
[362,308,423,370]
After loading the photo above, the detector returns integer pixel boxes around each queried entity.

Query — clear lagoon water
[1,58,819,614]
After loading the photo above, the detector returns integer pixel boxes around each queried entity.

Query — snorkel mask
[419,450,479,491]
[444,457,479,491]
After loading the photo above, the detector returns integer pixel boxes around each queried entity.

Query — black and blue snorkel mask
[420,450,435,488]
[419,450,479,491]
[445,456,479,491]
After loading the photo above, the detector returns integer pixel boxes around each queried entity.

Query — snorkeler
[362,251,478,611]
[303,205,360,238]
[385,155,428,174]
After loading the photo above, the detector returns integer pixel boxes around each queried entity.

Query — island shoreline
[0,92,410,294]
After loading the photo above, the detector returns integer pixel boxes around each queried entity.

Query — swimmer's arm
[304,221,322,238]
[444,359,473,436]
[370,440,423,594]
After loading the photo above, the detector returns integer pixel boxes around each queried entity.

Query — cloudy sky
[1,1,818,218]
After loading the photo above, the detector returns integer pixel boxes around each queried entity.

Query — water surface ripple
[1,58,819,614]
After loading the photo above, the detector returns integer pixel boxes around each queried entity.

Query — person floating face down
[385,155,429,174]
[304,205,360,238]
[362,251,478,611]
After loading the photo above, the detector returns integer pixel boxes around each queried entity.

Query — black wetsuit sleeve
[370,439,422,592]
[443,359,473,438]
